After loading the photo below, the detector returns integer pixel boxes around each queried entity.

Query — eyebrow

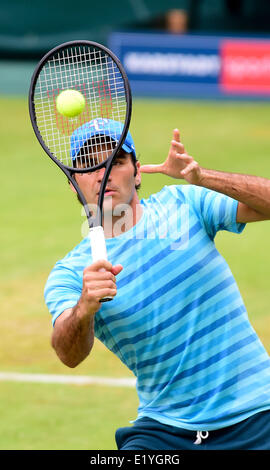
[114,153,128,159]
[73,149,130,168]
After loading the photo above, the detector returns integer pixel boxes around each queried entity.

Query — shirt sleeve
[171,184,246,240]
[44,262,82,326]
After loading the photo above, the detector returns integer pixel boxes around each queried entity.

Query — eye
[113,159,124,166]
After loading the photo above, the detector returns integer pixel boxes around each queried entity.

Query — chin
[104,197,128,214]
[102,197,115,212]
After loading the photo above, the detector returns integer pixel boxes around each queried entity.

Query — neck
[102,193,143,238]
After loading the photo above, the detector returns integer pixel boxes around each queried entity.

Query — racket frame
[28,39,132,229]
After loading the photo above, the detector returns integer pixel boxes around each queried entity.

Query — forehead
[73,137,131,168]
[78,136,115,155]
[73,136,112,167]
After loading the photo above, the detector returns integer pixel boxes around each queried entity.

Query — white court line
[0,371,136,388]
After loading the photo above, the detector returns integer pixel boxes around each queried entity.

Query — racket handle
[89,226,113,303]
[89,226,108,262]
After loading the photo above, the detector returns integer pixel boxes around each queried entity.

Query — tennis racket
[29,40,132,301]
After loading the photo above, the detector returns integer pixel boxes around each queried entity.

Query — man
[45,118,270,450]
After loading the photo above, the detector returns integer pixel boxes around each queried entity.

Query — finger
[180,160,198,176]
[173,128,180,142]
[175,152,193,163]
[140,164,164,174]
[171,140,185,154]
[97,287,117,299]
[84,264,123,282]
[85,260,113,273]
[84,270,116,282]
[86,279,116,291]
[85,287,117,302]
[111,264,123,276]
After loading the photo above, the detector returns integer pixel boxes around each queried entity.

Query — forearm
[52,303,95,368]
[143,131,270,218]
[199,168,270,217]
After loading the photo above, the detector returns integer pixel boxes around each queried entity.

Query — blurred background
[1,0,270,450]
[2,0,270,96]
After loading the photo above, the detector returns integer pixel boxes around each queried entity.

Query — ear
[135,161,141,186]
[69,178,77,194]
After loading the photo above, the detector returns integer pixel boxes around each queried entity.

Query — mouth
[98,188,117,197]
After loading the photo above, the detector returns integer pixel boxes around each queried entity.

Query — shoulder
[57,236,91,267]
[141,184,205,208]
[45,237,89,289]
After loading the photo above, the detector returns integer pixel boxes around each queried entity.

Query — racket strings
[75,137,116,169]
[34,45,127,169]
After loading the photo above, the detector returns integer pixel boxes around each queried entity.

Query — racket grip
[89,226,108,263]
[89,226,113,303]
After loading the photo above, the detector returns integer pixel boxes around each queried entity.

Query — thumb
[111,264,123,276]
[140,164,164,174]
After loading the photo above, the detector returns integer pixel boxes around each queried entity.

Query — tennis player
[45,119,270,450]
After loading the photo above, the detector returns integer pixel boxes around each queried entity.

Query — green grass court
[1,96,270,449]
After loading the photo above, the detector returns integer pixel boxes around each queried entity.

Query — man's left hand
[140,129,202,186]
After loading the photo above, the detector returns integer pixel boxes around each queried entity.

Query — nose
[96,167,112,185]
[96,166,106,181]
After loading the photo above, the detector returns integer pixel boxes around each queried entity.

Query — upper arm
[174,185,245,237]
[44,264,82,327]
[237,202,269,223]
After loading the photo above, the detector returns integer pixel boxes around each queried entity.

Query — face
[71,142,141,220]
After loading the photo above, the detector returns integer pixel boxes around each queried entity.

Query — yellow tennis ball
[56,89,85,117]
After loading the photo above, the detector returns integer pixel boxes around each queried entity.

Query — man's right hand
[77,260,123,318]
[52,260,123,368]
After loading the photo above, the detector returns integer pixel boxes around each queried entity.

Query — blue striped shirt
[44,184,270,430]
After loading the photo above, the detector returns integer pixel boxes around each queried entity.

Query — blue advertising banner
[109,32,270,100]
